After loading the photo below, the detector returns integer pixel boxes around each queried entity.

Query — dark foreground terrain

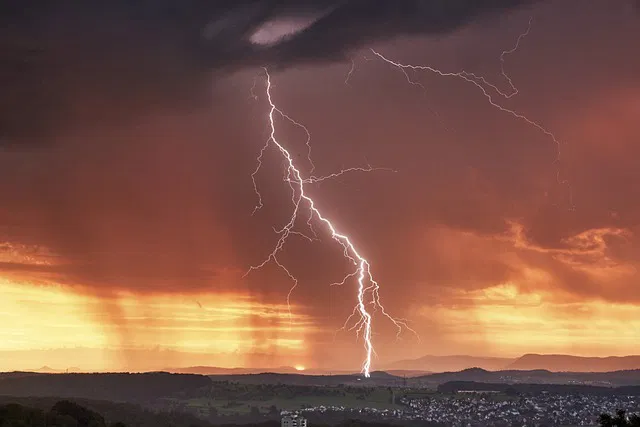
[0,397,210,427]
[3,371,640,426]
[0,399,407,427]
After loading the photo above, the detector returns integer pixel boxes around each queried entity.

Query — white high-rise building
[281,414,307,427]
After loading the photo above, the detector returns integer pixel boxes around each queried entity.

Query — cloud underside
[0,0,536,143]
[0,0,638,305]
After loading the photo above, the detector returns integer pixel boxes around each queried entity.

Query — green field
[159,382,519,417]
[162,385,403,416]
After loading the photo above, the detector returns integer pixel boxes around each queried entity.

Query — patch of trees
[0,400,119,427]
[0,400,410,427]
[198,383,347,402]
[0,373,211,403]
[0,397,210,427]
[211,374,361,387]
[599,410,640,427]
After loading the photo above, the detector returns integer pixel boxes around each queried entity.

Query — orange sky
[2,220,639,371]
[1,0,639,372]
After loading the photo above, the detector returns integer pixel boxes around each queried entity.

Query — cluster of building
[281,413,308,427]
[401,393,640,426]
[292,393,640,426]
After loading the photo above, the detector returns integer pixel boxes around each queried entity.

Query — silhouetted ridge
[508,354,640,372]
[0,372,210,402]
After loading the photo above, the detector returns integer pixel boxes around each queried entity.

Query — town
[283,392,640,427]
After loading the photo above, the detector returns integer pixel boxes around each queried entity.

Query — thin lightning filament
[244,19,569,377]
[245,69,416,377]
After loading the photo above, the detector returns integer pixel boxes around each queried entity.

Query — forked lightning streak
[244,68,416,378]
[370,17,573,208]
[244,20,572,377]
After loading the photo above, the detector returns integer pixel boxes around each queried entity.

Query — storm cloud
[0,0,538,143]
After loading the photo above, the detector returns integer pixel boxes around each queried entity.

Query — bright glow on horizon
[0,278,312,371]
[245,69,418,377]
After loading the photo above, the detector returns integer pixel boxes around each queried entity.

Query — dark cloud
[0,0,536,143]
[0,0,542,304]
[259,0,537,66]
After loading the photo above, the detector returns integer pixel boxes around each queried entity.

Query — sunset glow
[0,277,312,371]
[1,0,639,373]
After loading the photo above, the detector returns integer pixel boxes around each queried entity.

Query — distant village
[282,392,640,427]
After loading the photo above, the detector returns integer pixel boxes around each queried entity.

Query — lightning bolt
[371,17,573,209]
[499,16,533,98]
[243,19,567,377]
[459,16,533,100]
[245,68,416,377]
[345,58,356,86]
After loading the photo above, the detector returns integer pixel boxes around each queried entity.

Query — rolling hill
[0,372,211,402]
[507,354,640,372]
[407,367,640,387]
[386,355,514,372]
[387,354,640,373]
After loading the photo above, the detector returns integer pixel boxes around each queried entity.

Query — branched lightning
[370,17,574,209]
[249,76,259,101]
[244,68,417,377]
[462,16,534,100]
[243,19,570,376]
[499,16,533,98]
[345,58,356,86]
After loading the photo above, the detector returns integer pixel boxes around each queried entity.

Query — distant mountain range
[507,354,640,372]
[166,354,640,376]
[15,354,640,376]
[5,368,640,391]
[12,366,85,374]
[385,354,640,373]
[186,368,640,388]
[403,367,640,388]
[167,366,302,375]
[386,355,512,372]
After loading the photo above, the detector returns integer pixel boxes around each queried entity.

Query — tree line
[0,400,125,427]
[600,410,640,427]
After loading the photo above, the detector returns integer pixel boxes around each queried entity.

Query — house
[281,414,307,427]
